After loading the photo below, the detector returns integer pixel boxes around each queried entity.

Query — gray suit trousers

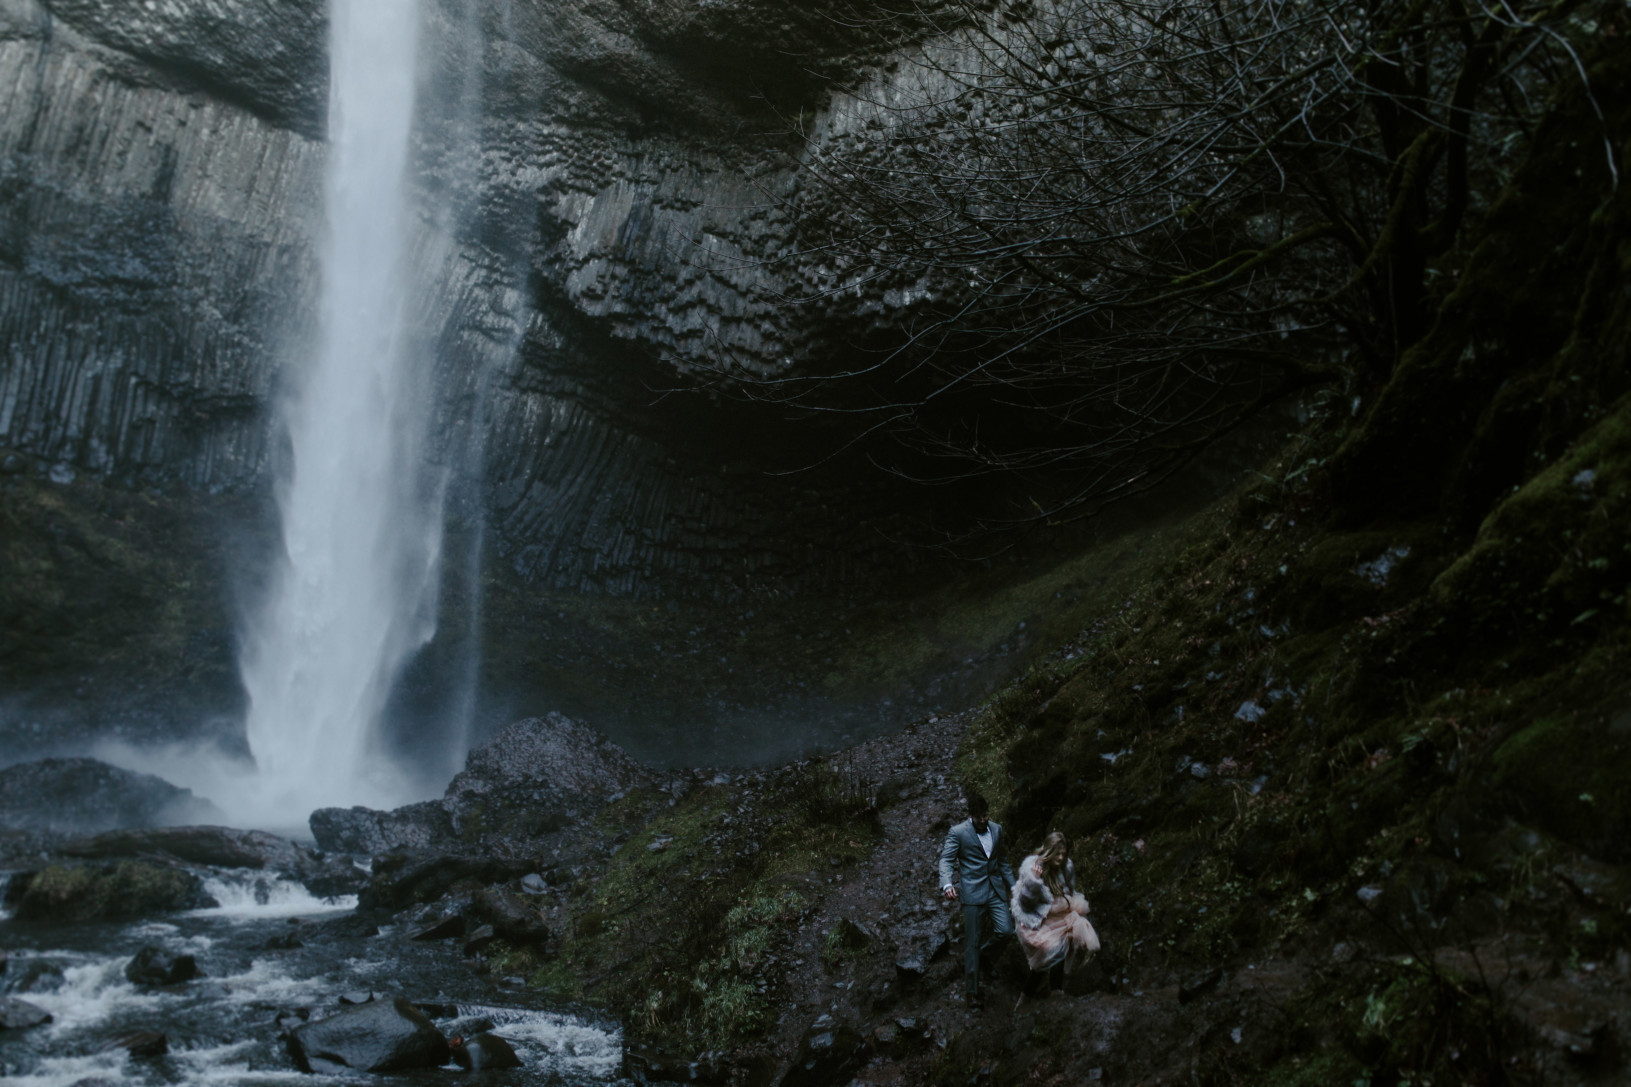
[961,896,1013,998]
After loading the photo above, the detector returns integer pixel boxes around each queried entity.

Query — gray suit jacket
[938,819,1016,906]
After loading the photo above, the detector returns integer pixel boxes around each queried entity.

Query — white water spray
[236,0,440,821]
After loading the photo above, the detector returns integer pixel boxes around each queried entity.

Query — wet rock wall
[0,11,320,490]
[0,0,933,600]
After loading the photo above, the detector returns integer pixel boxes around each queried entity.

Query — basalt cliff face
[1,0,1090,759]
[1,0,972,588]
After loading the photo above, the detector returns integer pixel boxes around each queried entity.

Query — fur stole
[1011,854,1075,931]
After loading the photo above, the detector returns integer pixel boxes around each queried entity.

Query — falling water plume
[236,0,440,823]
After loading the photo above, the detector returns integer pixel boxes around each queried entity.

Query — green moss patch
[528,767,877,1050]
[14,862,210,923]
[1492,714,1631,861]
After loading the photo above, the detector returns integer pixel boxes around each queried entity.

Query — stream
[0,869,627,1086]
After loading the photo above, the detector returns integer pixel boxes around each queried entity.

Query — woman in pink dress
[1010,832,1099,1001]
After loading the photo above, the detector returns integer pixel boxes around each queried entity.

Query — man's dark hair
[966,791,989,818]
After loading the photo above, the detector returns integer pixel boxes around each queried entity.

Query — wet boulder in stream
[11,862,215,922]
[408,913,466,941]
[102,1031,169,1058]
[450,1032,522,1070]
[62,825,366,898]
[295,855,369,898]
[125,946,201,987]
[462,923,497,954]
[65,825,305,870]
[438,1014,495,1038]
[3,960,65,994]
[287,996,450,1074]
[0,996,52,1030]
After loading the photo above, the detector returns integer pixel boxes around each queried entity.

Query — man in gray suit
[938,791,1015,1008]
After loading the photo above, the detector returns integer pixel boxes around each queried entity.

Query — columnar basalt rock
[0,13,321,488]
[0,0,1041,756]
[0,0,935,599]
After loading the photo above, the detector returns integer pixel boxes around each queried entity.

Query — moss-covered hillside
[951,43,1631,1085]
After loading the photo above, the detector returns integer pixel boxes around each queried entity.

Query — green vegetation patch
[1492,714,1631,860]
[954,373,1631,1045]
[14,862,209,923]
[530,768,878,1051]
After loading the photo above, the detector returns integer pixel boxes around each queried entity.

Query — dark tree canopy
[707,0,1618,534]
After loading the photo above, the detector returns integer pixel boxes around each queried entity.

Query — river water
[0,871,626,1086]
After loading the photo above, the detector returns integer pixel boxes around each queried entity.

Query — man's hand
[943,885,958,901]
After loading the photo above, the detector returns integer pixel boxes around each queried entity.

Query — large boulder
[0,759,221,835]
[61,824,366,898]
[11,862,216,922]
[64,826,306,870]
[311,714,659,857]
[357,854,536,910]
[447,713,655,801]
[309,802,457,856]
[124,946,201,987]
[2,960,64,994]
[289,854,370,899]
[471,886,549,947]
[0,997,52,1030]
[102,1031,169,1058]
[287,997,450,1074]
[450,1032,522,1070]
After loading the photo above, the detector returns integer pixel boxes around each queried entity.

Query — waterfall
[237,0,440,821]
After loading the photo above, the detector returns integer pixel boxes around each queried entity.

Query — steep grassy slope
[953,43,1631,1084]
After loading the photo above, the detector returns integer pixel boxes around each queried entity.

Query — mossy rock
[1429,395,1631,639]
[13,861,215,923]
[1284,527,1438,629]
[1490,713,1631,862]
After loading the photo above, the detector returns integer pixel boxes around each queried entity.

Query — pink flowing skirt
[1017,892,1099,973]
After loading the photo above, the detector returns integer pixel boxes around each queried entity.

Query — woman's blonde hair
[1035,831,1069,896]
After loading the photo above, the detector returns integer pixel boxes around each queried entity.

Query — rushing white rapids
[0,939,627,1086]
[236,0,442,821]
[193,870,359,919]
